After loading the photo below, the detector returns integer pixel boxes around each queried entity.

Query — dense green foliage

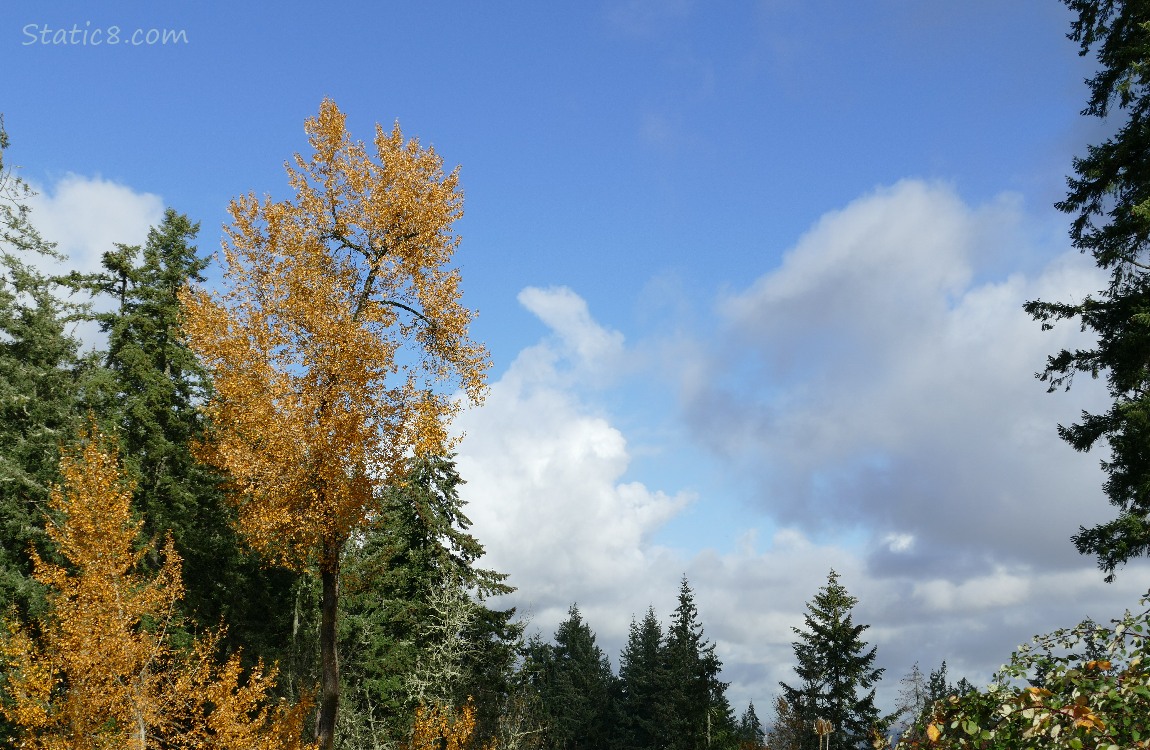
[663,579,735,750]
[522,581,741,750]
[1024,0,1150,579]
[617,608,669,750]
[894,593,1150,750]
[336,455,520,749]
[779,570,883,750]
[0,120,97,631]
[526,605,617,750]
[736,702,765,750]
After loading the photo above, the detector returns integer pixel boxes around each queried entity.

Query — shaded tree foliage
[736,702,765,750]
[0,119,97,631]
[616,607,669,750]
[336,455,518,749]
[663,579,732,750]
[1025,0,1150,578]
[528,606,616,750]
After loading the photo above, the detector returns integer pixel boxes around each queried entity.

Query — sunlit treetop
[180,98,490,570]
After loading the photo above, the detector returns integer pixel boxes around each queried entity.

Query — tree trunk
[317,541,341,750]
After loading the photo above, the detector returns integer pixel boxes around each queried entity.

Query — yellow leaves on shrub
[406,699,493,750]
[0,427,315,750]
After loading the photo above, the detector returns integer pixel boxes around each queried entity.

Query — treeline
[515,582,760,750]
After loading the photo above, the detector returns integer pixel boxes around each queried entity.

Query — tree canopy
[0,428,313,750]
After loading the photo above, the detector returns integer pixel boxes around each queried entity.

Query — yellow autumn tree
[179,98,490,750]
[0,428,315,750]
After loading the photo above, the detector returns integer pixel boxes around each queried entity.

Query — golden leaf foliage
[0,428,315,750]
[406,699,493,750]
[179,97,490,569]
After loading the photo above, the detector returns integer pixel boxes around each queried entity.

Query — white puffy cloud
[517,286,626,382]
[455,285,690,642]
[24,174,165,350]
[28,174,164,276]
[687,179,1114,574]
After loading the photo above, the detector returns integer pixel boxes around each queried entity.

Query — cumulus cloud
[455,286,690,641]
[28,174,164,276]
[517,286,625,382]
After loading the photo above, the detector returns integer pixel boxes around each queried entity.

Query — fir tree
[779,570,883,750]
[663,578,730,750]
[529,605,616,750]
[336,454,519,748]
[0,118,98,629]
[1023,0,1150,579]
[736,702,765,750]
[617,607,669,750]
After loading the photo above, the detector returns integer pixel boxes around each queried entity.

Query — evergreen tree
[335,454,519,749]
[924,662,951,706]
[529,605,616,750]
[736,702,765,750]
[1023,0,1150,579]
[779,570,883,750]
[67,209,301,670]
[617,607,669,750]
[0,119,98,628]
[663,578,730,750]
[708,693,739,750]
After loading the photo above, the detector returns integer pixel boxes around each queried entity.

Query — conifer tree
[617,607,669,750]
[779,570,883,750]
[528,605,616,750]
[1023,0,1150,579]
[0,118,97,631]
[336,455,519,748]
[663,579,730,750]
[736,702,765,750]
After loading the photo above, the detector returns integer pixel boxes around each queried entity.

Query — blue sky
[6,0,1150,721]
